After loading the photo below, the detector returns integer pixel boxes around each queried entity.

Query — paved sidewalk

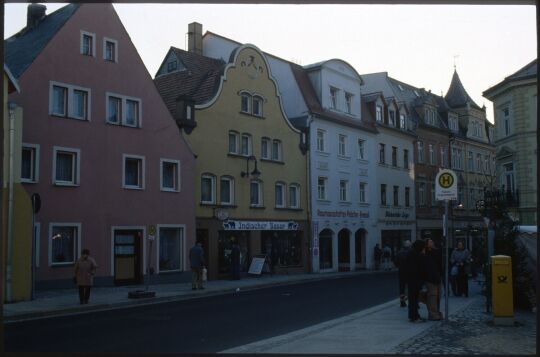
[2,270,376,322]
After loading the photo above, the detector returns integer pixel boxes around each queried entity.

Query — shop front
[378,208,416,266]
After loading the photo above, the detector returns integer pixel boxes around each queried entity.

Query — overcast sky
[4,3,537,123]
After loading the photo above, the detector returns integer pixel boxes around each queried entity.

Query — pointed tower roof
[444,70,481,110]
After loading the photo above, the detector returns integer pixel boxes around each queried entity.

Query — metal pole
[31,211,35,300]
[444,200,449,322]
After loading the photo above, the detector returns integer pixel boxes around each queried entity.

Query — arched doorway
[319,229,333,271]
[355,229,366,269]
[338,229,351,271]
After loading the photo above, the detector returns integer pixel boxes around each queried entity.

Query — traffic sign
[436,169,458,201]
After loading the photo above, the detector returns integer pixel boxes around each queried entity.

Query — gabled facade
[483,59,537,225]
[155,24,309,279]
[5,3,196,288]
[199,28,379,273]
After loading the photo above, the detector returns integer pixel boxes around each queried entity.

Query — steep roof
[4,4,80,79]
[444,70,481,110]
[290,63,377,133]
[154,47,225,118]
[483,59,537,97]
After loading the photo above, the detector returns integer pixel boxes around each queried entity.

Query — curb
[4,270,396,323]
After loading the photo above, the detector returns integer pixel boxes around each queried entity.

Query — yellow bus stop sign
[436,169,457,201]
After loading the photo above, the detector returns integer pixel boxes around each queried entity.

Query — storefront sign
[317,209,369,218]
[384,211,410,219]
[223,220,299,231]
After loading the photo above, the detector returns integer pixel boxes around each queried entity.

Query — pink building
[5,3,196,288]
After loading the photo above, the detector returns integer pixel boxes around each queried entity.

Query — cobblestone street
[392,296,537,355]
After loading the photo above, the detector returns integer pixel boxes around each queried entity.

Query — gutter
[6,102,16,302]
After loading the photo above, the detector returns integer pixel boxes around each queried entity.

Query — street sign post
[436,169,457,322]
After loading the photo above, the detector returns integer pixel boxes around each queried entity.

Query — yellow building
[3,65,32,302]
[155,24,309,279]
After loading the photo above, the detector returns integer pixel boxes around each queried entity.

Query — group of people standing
[393,239,472,323]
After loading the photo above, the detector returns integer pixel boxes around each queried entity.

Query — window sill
[250,205,266,209]
[161,188,180,193]
[316,151,330,157]
[21,179,38,184]
[217,203,237,208]
[227,153,252,159]
[260,158,284,165]
[358,202,369,207]
[339,201,352,206]
[50,262,75,267]
[200,202,217,206]
[357,158,369,164]
[239,111,265,119]
[337,155,351,161]
[123,185,144,190]
[158,269,184,274]
[54,182,79,187]
[50,114,89,122]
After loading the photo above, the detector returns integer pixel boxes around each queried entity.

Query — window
[103,38,118,62]
[250,180,263,207]
[389,110,395,126]
[458,187,464,206]
[316,129,325,152]
[484,155,490,174]
[431,182,436,207]
[441,147,448,168]
[167,60,177,72]
[229,131,239,154]
[425,108,435,125]
[220,176,234,205]
[123,155,144,189]
[345,92,353,114]
[21,144,40,183]
[429,144,436,165]
[359,183,366,203]
[400,114,406,130]
[376,105,382,122]
[261,137,270,159]
[449,116,459,132]
[339,180,348,202]
[275,183,286,208]
[241,134,252,156]
[272,140,282,161]
[419,182,426,207]
[252,96,263,117]
[330,87,338,109]
[241,93,250,113]
[106,93,141,127]
[160,159,180,192]
[379,143,385,164]
[80,31,95,56]
[380,184,387,205]
[405,187,410,207]
[53,147,80,186]
[317,177,327,200]
[201,174,216,204]
[403,149,409,169]
[468,151,474,171]
[50,223,80,266]
[158,226,183,272]
[476,153,482,173]
[338,135,347,156]
[357,139,365,159]
[503,107,510,136]
[289,184,300,208]
[503,163,515,192]
[50,82,91,120]
[392,146,397,167]
[469,188,476,209]
[451,148,463,170]
[393,186,399,206]
[417,141,425,164]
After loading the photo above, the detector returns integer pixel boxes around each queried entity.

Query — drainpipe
[6,102,16,302]
[305,116,314,273]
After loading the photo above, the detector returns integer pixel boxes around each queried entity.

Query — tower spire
[453,54,459,70]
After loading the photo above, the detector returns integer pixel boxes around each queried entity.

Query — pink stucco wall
[9,4,196,283]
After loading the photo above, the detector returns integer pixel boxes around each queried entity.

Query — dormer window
[167,60,178,72]
[399,113,406,130]
[389,110,395,126]
[345,92,353,114]
[449,116,459,132]
[376,105,382,122]
[330,87,339,109]
[425,108,435,125]
[240,92,264,117]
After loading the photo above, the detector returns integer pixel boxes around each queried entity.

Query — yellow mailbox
[491,255,514,325]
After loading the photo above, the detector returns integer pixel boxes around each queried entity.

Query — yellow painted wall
[188,46,308,221]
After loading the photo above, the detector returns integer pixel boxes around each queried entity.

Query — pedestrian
[394,240,411,307]
[424,239,443,320]
[74,248,97,305]
[373,244,382,270]
[382,245,392,270]
[450,241,471,297]
[405,239,427,322]
[190,240,206,290]
[230,239,241,280]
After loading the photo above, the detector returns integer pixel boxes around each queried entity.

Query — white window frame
[359,182,367,203]
[106,94,122,124]
[241,134,252,156]
[391,146,398,167]
[261,137,270,159]
[379,143,385,164]
[289,184,300,209]
[429,144,436,165]
[339,180,349,202]
[220,176,235,206]
[250,180,263,207]
[48,222,81,266]
[316,129,325,152]
[272,139,282,161]
[103,37,118,63]
[376,105,382,122]
[338,134,347,157]
[275,182,286,208]
[122,154,145,190]
[228,131,239,155]
[241,93,251,114]
[156,224,185,274]
[252,95,263,117]
[399,113,406,130]
[417,141,424,164]
[476,153,482,173]
[389,109,395,126]
[201,174,216,204]
[52,146,80,186]
[345,92,353,114]
[357,139,365,160]
[160,158,181,192]
[380,184,387,205]
[330,86,339,109]
[124,97,142,128]
[80,30,96,57]
[441,147,448,168]
[50,81,92,121]
[21,143,40,183]
[317,177,327,200]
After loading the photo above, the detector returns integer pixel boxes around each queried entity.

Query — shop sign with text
[223,220,299,231]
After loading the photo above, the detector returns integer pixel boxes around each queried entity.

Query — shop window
[158,226,183,272]
[261,231,302,267]
[49,223,80,266]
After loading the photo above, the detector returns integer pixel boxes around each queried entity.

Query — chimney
[188,22,203,55]
[27,3,47,29]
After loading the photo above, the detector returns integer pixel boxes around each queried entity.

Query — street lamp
[240,155,261,178]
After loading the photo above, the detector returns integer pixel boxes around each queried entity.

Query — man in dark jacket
[405,239,427,322]
[394,240,411,307]
[424,239,443,320]
[189,241,206,290]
